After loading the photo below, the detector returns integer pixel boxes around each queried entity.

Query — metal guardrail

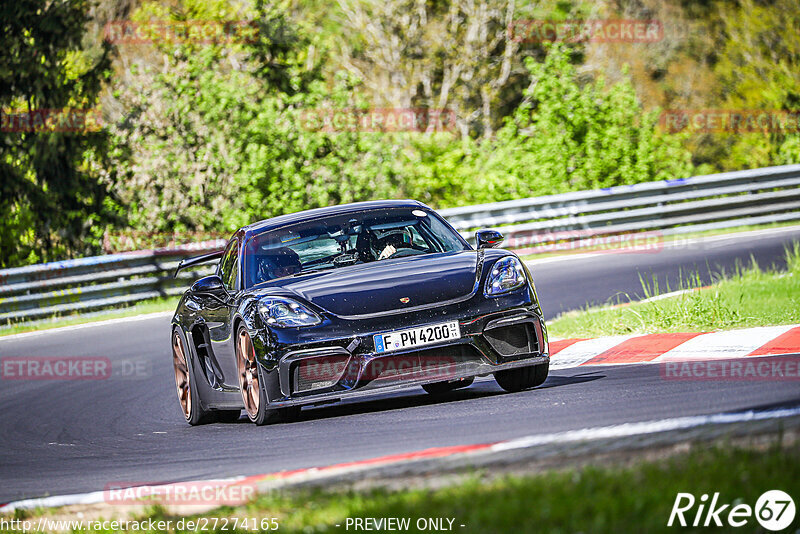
[438,164,800,242]
[0,241,225,325]
[1,164,799,326]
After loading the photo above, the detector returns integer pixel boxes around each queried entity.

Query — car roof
[241,199,429,237]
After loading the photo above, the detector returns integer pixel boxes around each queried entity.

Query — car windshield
[243,207,467,287]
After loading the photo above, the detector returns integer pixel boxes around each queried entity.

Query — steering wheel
[391,247,424,258]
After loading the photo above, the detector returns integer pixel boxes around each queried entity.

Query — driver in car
[376,229,412,260]
[259,247,302,280]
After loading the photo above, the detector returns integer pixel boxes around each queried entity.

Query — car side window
[218,239,239,291]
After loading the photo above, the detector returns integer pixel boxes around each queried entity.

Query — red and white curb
[2,324,799,513]
[549,324,800,369]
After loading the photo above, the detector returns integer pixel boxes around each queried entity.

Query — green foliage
[110,29,695,233]
[3,0,739,268]
[489,45,693,196]
[709,0,800,170]
[109,2,404,234]
[110,46,255,235]
[0,0,121,268]
[394,45,694,207]
[236,75,404,218]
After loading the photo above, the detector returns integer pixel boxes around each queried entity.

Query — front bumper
[255,306,548,408]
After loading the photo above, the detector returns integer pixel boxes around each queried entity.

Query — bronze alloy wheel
[237,328,261,419]
[172,331,192,420]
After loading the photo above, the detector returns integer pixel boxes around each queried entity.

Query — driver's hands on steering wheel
[378,244,396,260]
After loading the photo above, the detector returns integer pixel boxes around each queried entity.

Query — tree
[108,0,402,236]
[0,0,120,268]
[335,0,557,139]
[713,0,800,169]
[481,44,693,199]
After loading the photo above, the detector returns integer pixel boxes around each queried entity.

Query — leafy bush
[0,0,121,268]
[486,45,693,197]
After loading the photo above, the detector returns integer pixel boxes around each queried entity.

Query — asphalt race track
[1,227,799,503]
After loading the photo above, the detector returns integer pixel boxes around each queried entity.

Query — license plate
[373,321,461,354]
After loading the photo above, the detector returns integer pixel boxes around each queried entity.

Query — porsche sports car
[171,200,549,425]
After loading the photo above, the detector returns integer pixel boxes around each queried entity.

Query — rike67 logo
[668,490,796,531]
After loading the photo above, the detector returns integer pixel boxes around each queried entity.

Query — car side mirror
[476,229,504,249]
[191,274,225,294]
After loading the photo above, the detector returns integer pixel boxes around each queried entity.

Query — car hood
[251,251,479,317]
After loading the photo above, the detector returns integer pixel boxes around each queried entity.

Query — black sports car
[171,200,549,425]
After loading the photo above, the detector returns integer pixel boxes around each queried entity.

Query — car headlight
[484,256,527,297]
[258,297,322,327]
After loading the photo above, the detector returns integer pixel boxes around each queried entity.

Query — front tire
[494,361,549,392]
[236,325,295,425]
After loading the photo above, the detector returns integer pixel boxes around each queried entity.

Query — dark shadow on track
[291,387,504,423]
[536,371,605,390]
[215,370,607,424]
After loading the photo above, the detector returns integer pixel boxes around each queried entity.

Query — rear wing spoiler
[174,250,224,278]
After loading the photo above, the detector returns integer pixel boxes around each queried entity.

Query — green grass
[246,443,798,534]
[548,243,800,339]
[10,440,797,533]
[0,296,178,337]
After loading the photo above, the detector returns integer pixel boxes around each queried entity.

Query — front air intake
[293,354,350,393]
[483,323,537,357]
[360,345,481,385]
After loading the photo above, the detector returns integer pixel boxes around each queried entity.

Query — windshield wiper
[290,266,335,277]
